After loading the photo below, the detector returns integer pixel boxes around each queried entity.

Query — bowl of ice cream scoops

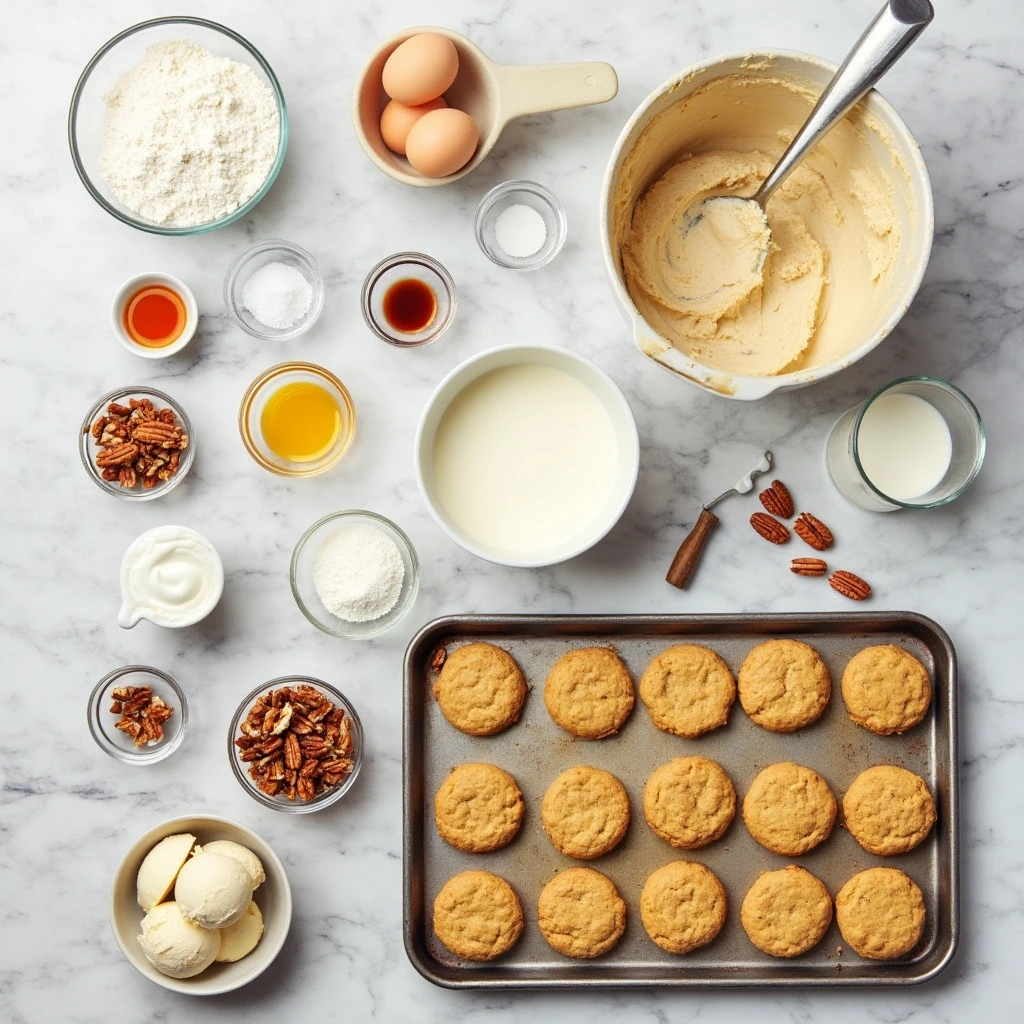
[601,50,934,400]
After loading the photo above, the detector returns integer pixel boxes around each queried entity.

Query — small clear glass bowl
[290,510,420,639]
[475,180,567,270]
[228,677,363,813]
[80,386,195,501]
[361,252,457,347]
[88,665,187,765]
[238,362,356,477]
[68,16,288,235]
[224,239,325,340]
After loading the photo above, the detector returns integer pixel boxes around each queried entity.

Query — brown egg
[405,108,479,178]
[379,97,447,156]
[382,33,459,106]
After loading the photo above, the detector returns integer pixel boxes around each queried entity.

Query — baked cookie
[537,867,627,958]
[741,866,833,957]
[841,645,931,735]
[639,644,736,738]
[434,763,524,854]
[640,860,728,954]
[836,867,926,960]
[544,647,635,739]
[743,762,837,856]
[433,870,524,961]
[541,765,630,860]
[738,639,831,732]
[643,757,736,850]
[434,643,527,736]
[843,766,936,856]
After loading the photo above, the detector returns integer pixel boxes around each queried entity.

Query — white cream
[430,364,619,559]
[118,525,224,628]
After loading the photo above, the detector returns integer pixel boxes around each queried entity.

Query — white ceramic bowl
[601,50,935,400]
[415,344,639,567]
[111,272,198,358]
[110,814,292,995]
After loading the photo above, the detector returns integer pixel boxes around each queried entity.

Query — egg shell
[405,108,479,178]
[382,33,459,106]
[379,97,448,156]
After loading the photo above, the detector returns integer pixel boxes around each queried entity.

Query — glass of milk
[826,377,984,512]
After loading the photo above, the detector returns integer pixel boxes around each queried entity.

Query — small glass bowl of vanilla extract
[360,252,457,347]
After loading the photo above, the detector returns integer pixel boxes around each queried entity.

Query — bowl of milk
[415,345,640,567]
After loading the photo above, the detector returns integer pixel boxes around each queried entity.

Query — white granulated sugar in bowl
[313,523,406,624]
[242,262,313,330]
[100,39,280,228]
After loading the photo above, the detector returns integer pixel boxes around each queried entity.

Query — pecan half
[791,557,828,576]
[829,570,871,600]
[759,480,794,519]
[794,512,834,551]
[750,512,790,544]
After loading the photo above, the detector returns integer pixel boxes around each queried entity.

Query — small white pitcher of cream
[826,377,985,512]
[119,526,224,628]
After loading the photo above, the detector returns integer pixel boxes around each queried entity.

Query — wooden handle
[665,508,719,589]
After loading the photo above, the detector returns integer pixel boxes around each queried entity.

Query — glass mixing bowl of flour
[69,16,288,235]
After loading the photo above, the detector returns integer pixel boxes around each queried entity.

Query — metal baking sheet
[403,614,958,989]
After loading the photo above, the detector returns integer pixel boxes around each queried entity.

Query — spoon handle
[496,62,618,122]
[666,507,719,589]
[756,0,933,205]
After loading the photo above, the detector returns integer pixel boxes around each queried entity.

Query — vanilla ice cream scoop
[216,900,264,962]
[137,901,220,978]
[136,833,196,910]
[198,840,265,890]
[174,851,253,929]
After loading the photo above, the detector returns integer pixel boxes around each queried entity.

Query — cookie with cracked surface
[639,644,736,739]
[836,867,926,960]
[541,765,630,860]
[434,762,524,854]
[743,762,837,856]
[544,647,635,739]
[643,756,736,850]
[741,865,833,957]
[843,765,936,856]
[738,638,831,732]
[433,642,527,737]
[537,867,627,958]
[640,860,728,954]
[433,870,524,961]
[841,644,931,736]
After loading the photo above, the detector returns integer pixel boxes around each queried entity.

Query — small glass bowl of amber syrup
[111,272,198,359]
[361,252,457,347]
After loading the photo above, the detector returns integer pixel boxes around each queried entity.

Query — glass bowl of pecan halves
[80,386,194,500]
[229,677,363,814]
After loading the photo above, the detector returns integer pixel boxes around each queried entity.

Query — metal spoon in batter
[679,0,933,305]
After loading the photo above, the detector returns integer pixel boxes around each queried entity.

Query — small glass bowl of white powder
[225,239,325,340]
[290,510,419,639]
[475,180,567,270]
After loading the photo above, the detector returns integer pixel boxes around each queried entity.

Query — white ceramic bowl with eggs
[415,344,639,567]
[110,814,291,995]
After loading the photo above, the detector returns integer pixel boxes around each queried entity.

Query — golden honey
[260,381,341,463]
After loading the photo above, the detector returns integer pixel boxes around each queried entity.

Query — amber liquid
[382,278,437,333]
[123,285,186,348]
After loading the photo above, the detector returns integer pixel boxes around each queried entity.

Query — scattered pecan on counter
[88,398,188,490]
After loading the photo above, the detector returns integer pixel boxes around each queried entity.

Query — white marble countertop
[3,0,1022,1019]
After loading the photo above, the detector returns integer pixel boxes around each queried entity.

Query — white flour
[100,40,280,227]
[313,523,405,623]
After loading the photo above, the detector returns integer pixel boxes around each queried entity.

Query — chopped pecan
[108,683,174,748]
[284,732,302,770]
[89,397,188,492]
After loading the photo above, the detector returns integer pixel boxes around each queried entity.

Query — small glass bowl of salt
[224,238,325,340]
[290,510,420,639]
[475,180,567,271]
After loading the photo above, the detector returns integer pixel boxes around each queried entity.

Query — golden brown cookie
[743,762,837,856]
[640,861,728,954]
[643,757,736,850]
[434,643,527,736]
[639,645,736,738]
[843,766,936,856]
[537,867,627,958]
[544,647,635,739]
[738,639,831,732]
[541,765,630,860]
[841,645,931,735]
[741,866,833,957]
[434,763,524,853]
[836,867,926,959]
[433,870,524,961]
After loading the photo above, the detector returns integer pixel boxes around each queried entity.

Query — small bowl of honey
[239,362,356,477]
[111,273,198,359]
[361,252,457,347]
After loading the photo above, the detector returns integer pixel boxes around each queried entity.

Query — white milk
[431,364,618,556]
[856,393,952,501]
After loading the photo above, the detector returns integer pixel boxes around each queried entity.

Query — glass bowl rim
[474,178,568,270]
[360,251,458,347]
